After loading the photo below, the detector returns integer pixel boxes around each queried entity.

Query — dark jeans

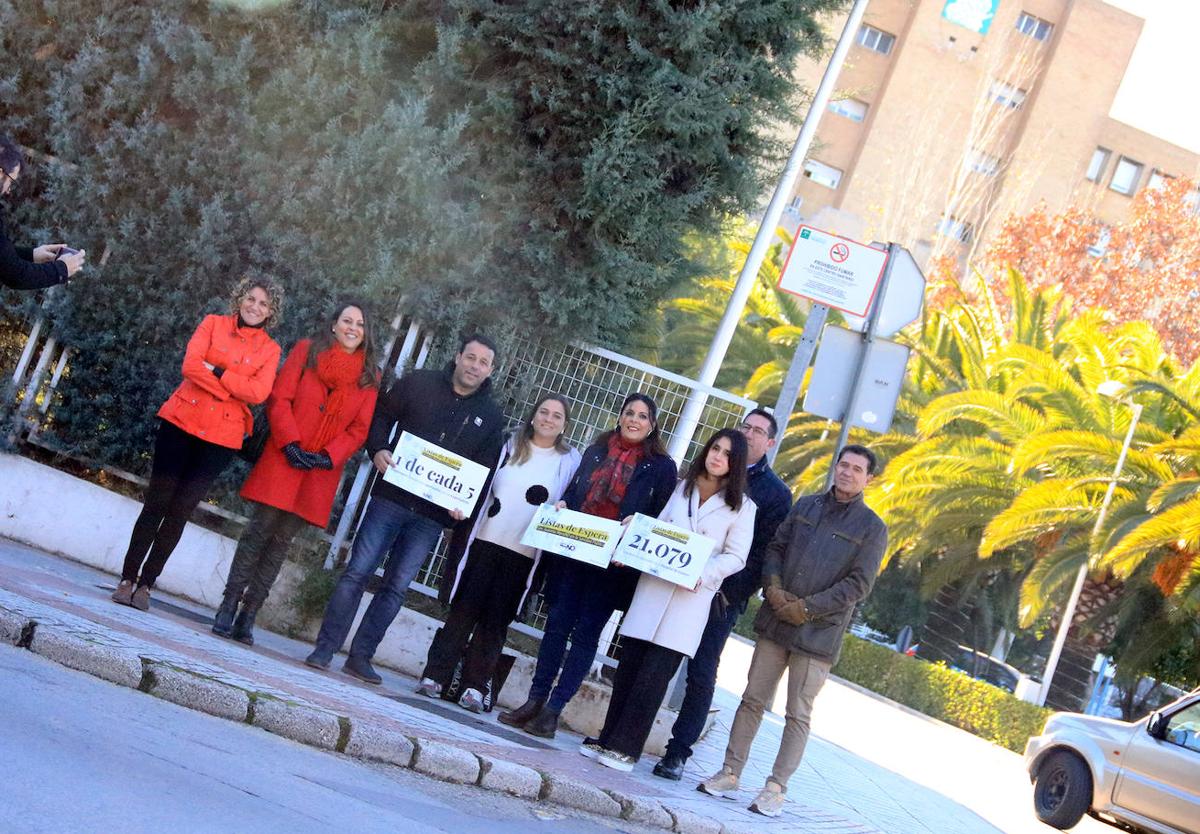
[664,597,742,761]
[421,538,531,694]
[598,637,684,759]
[310,496,442,663]
[121,420,235,588]
[528,559,639,713]
[223,502,307,609]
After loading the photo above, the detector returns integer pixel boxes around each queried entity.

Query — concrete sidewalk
[0,538,1002,834]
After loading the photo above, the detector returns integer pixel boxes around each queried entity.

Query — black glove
[305,449,333,470]
[283,442,314,470]
[211,366,225,379]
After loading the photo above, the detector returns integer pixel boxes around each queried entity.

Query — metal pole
[824,244,898,490]
[1037,401,1142,706]
[668,0,872,458]
[767,304,830,465]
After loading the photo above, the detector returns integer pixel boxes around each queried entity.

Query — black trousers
[223,502,307,609]
[598,637,685,759]
[421,539,532,694]
[121,420,235,587]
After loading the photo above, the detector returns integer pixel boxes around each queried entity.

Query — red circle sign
[830,243,850,263]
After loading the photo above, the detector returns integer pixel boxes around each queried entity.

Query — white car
[1024,690,1200,832]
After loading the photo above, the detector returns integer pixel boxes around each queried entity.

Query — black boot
[497,697,545,728]
[211,593,239,637]
[653,754,686,781]
[230,605,258,646]
[523,706,561,739]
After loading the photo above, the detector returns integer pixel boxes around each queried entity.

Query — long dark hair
[684,428,748,510]
[510,393,573,465]
[597,391,668,458]
[306,300,380,389]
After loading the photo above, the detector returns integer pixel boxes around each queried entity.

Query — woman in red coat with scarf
[212,302,380,645]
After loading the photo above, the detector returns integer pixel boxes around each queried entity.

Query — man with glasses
[652,407,793,781]
[0,136,86,290]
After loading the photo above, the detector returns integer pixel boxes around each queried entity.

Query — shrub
[833,635,1052,753]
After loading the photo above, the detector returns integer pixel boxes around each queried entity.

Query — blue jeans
[529,559,637,713]
[664,597,742,761]
[311,497,442,663]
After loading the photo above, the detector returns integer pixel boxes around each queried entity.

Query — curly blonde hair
[228,273,284,329]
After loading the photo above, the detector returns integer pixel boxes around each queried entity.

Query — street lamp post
[1037,388,1143,707]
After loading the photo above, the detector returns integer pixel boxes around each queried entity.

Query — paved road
[0,646,658,834]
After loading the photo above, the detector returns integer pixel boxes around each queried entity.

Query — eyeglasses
[0,169,15,188]
[739,423,772,439]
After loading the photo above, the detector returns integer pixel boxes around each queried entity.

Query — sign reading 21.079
[382,431,489,517]
[614,514,716,589]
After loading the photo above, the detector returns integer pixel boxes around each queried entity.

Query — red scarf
[581,434,645,519]
[304,346,365,452]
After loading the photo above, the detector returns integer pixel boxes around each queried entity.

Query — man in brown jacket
[698,444,887,818]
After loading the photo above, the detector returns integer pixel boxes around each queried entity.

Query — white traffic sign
[778,226,887,317]
[873,247,926,337]
[803,325,910,433]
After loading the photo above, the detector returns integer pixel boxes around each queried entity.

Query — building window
[1016,12,1053,41]
[989,81,1027,109]
[1087,226,1111,258]
[967,149,1001,176]
[1086,147,1111,182]
[1148,169,1173,190]
[1109,156,1144,196]
[803,159,843,189]
[828,98,868,123]
[936,215,973,243]
[857,24,896,55]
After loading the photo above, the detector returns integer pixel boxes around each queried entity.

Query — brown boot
[130,585,152,612]
[111,580,135,606]
[498,697,545,728]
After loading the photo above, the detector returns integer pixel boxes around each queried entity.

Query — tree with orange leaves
[980,177,1200,361]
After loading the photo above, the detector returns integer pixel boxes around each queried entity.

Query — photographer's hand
[58,249,86,277]
[32,244,65,264]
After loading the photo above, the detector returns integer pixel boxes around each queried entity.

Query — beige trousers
[722,636,831,791]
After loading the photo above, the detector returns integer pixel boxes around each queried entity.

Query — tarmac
[0,536,1023,834]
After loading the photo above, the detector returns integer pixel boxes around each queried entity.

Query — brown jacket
[754,489,887,664]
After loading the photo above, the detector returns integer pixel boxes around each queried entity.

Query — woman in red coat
[112,275,284,612]
[212,301,380,645]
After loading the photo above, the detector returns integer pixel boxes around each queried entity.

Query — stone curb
[410,738,480,784]
[1,606,705,831]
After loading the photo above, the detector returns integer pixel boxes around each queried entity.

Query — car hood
[1044,712,1142,744]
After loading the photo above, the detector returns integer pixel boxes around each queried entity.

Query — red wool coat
[157,314,281,449]
[240,340,379,527]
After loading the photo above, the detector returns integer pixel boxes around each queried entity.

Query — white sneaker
[579,737,604,760]
[415,677,442,698]
[748,782,786,817]
[597,749,636,772]
[697,766,739,798]
[458,687,485,713]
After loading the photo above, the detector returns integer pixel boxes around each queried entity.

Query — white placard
[614,513,717,589]
[778,225,887,317]
[382,431,490,517]
[519,504,625,568]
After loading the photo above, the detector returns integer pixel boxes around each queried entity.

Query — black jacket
[560,438,677,520]
[721,457,793,610]
[0,204,68,290]
[366,364,505,528]
[754,489,887,664]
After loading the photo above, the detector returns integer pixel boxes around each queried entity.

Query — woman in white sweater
[416,394,581,712]
[588,427,756,771]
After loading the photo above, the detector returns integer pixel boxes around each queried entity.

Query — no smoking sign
[830,243,850,263]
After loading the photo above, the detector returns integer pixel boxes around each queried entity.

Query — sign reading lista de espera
[382,431,490,517]
[778,226,887,317]
[520,504,625,568]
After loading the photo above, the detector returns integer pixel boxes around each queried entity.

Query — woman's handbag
[238,409,271,464]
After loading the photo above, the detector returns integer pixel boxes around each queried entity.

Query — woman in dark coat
[498,392,677,739]
[212,302,380,645]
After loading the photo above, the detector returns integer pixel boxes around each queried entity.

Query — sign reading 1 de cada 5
[383,431,490,516]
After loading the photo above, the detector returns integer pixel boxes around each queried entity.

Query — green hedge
[832,635,1052,753]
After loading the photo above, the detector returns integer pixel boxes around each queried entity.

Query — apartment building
[786,0,1199,264]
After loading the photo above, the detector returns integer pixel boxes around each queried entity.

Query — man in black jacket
[1,136,86,289]
[699,444,887,818]
[652,408,793,780]
[306,335,505,684]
